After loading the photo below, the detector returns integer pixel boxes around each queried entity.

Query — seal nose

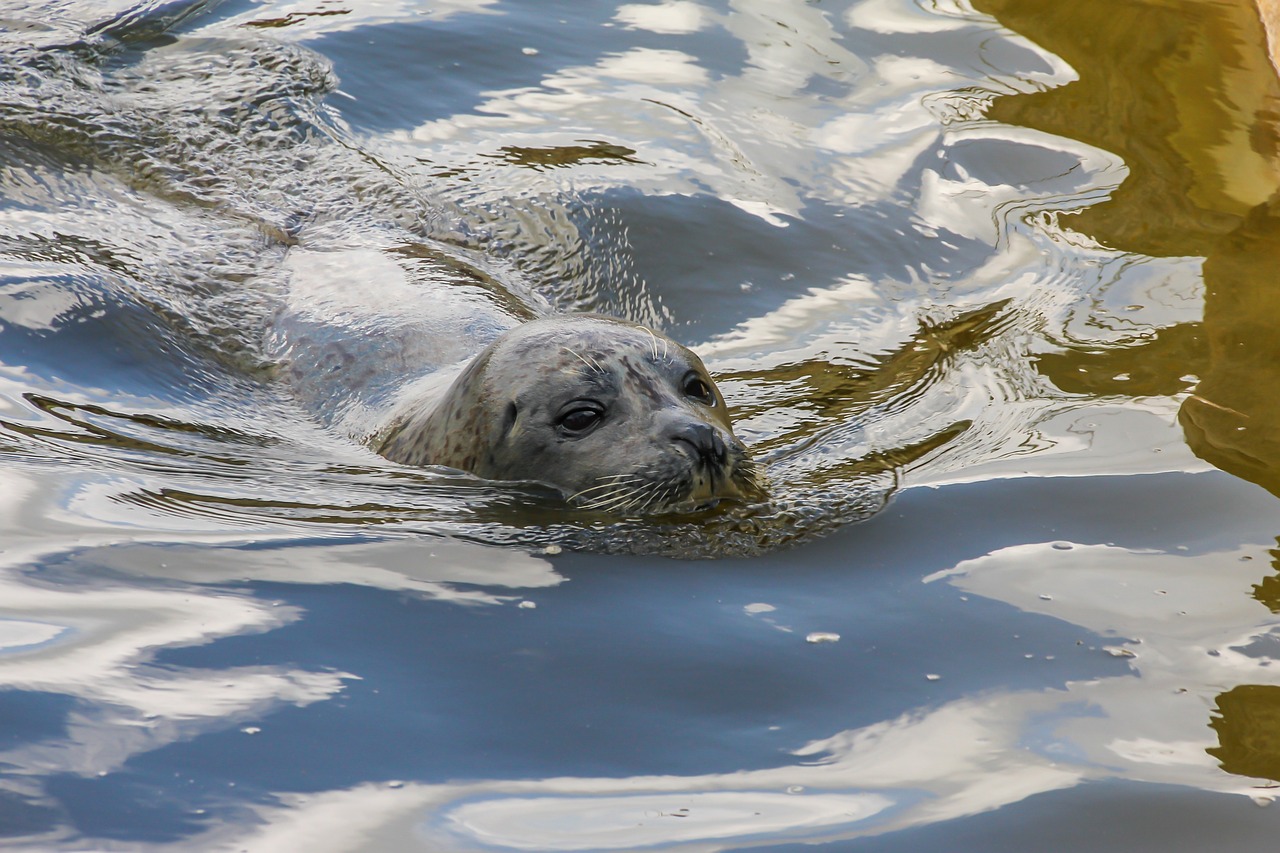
[671,421,728,468]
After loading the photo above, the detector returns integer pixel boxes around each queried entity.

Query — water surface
[2,0,1280,849]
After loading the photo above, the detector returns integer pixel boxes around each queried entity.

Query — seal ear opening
[500,401,518,438]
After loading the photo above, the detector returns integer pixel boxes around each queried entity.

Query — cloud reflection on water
[1,0,1278,848]
[139,536,1280,852]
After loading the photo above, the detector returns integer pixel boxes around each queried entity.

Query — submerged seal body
[377,315,762,513]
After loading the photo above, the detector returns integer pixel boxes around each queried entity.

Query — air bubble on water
[241,726,261,735]
[805,632,840,644]
[518,600,536,609]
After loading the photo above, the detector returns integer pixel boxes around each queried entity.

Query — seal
[376,314,763,513]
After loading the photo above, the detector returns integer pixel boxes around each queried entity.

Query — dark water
[2,0,1280,849]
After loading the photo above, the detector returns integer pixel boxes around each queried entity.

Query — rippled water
[3,0,1280,849]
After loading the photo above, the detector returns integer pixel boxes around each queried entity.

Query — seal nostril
[710,430,727,464]
[672,422,727,467]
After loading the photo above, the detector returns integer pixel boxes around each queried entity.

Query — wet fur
[378,315,762,513]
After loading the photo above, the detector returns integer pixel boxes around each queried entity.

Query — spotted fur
[378,315,763,514]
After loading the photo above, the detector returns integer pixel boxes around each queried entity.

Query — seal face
[378,315,762,513]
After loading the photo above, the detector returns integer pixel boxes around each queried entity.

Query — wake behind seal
[376,314,763,514]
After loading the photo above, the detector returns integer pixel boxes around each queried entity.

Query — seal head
[378,315,762,513]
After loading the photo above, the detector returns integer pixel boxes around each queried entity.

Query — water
[1,0,1279,849]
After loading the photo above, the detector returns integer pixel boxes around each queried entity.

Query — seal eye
[557,405,604,436]
[682,372,716,406]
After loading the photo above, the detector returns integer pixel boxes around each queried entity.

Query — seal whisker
[563,346,605,375]
[374,315,758,518]
[637,479,676,513]
[572,481,639,498]
[575,477,649,510]
[568,476,645,503]
[639,484,671,513]
[582,491,638,512]
[643,327,660,362]
[585,478,658,513]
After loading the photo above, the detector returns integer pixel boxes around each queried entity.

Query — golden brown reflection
[976,0,1280,497]
[245,10,351,30]
[1182,200,1280,493]
[1209,684,1280,783]
[726,301,1008,462]
[484,140,642,171]
[1252,539,1280,611]
[1033,323,1207,399]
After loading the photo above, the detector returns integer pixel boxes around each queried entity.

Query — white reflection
[168,696,1083,851]
[157,539,1280,852]
[848,0,980,34]
[918,124,1126,244]
[0,268,93,332]
[0,566,349,783]
[95,538,562,604]
[0,467,559,795]
[393,0,1074,220]
[597,48,708,85]
[616,1,706,34]
[448,790,894,850]
[0,619,65,651]
[928,541,1280,790]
